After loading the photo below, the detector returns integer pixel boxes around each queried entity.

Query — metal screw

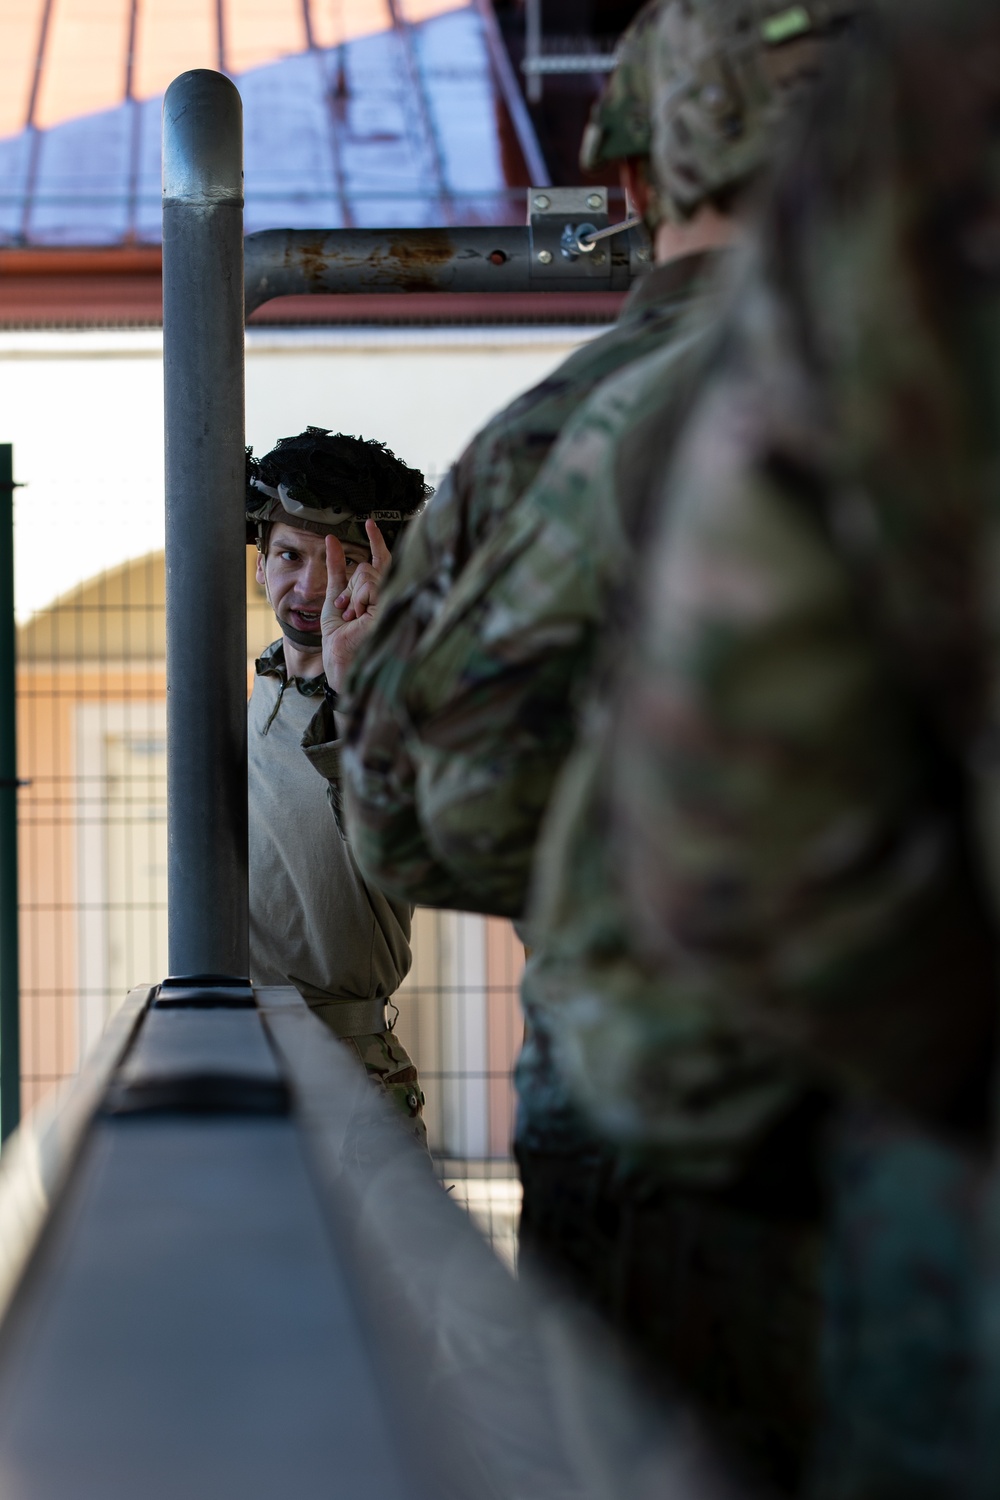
[534,194,551,210]
[537,249,553,264]
[594,252,606,265]
[587,193,602,209]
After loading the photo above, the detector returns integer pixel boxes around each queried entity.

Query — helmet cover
[246,427,431,553]
[651,0,863,221]
[579,0,668,174]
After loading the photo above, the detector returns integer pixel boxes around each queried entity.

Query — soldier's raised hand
[321,520,391,692]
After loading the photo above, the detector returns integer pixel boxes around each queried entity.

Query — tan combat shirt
[248,641,413,1008]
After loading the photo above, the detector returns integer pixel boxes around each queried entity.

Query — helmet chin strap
[280,619,325,650]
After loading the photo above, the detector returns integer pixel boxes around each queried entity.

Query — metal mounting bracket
[527,186,635,291]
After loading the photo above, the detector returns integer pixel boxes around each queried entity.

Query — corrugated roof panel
[224,0,307,75]
[35,0,131,131]
[0,136,33,241]
[131,97,166,242]
[414,8,508,220]
[133,0,219,100]
[339,29,442,226]
[308,0,388,51]
[0,4,539,247]
[26,108,132,245]
[0,0,47,138]
[242,51,343,233]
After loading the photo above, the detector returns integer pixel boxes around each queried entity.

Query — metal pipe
[0,445,20,1141]
[524,0,543,104]
[162,70,248,978]
[471,0,549,185]
[244,223,641,315]
[245,225,529,314]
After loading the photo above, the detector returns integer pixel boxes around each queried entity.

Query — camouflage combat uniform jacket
[249,642,426,1142]
[396,260,726,1153]
[573,8,1000,1493]
[378,260,720,925]
[336,254,711,913]
[604,2,1000,1139]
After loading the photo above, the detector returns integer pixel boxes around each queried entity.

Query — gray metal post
[162,71,248,977]
[0,445,19,1141]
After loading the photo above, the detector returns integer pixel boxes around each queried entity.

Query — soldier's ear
[255,549,267,587]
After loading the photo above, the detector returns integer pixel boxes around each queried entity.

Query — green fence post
[0,444,21,1142]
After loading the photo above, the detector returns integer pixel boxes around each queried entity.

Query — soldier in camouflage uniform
[563,2,1000,1492]
[408,5,854,1489]
[246,428,431,1142]
[330,0,732,1325]
[334,4,859,1489]
[336,0,715,913]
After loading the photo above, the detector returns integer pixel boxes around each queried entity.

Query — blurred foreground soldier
[337,0,716,911]
[577,2,1000,1493]
[339,2,859,1489]
[246,428,431,1140]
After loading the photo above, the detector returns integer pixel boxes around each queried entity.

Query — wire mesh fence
[15,547,522,1257]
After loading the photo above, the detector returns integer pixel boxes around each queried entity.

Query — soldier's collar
[255,639,327,696]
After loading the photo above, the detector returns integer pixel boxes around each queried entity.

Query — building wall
[0,323,596,621]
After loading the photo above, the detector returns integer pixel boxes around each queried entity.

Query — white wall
[0,324,597,621]
[245,326,594,488]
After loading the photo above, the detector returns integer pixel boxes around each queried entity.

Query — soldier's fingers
[323,535,348,624]
[366,520,392,576]
[345,566,379,621]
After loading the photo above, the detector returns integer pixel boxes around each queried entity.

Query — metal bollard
[162,70,248,977]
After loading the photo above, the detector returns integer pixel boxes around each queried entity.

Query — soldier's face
[256,522,368,641]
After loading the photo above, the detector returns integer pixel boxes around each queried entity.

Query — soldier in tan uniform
[246,428,430,1140]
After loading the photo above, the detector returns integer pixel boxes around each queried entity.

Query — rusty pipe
[244,224,640,316]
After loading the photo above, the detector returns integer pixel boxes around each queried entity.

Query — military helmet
[246,427,431,553]
[651,0,862,222]
[579,0,666,173]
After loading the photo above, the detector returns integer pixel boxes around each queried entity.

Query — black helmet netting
[246,427,431,547]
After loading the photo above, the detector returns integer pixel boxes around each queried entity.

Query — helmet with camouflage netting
[651,0,863,222]
[246,427,431,553]
[579,0,667,176]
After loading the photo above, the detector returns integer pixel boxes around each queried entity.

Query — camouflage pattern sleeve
[386,280,717,919]
[527,710,809,1180]
[334,468,472,908]
[339,262,709,910]
[610,3,1000,1134]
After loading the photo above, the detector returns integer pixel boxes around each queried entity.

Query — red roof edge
[0,248,163,277]
[248,291,625,325]
[0,250,624,328]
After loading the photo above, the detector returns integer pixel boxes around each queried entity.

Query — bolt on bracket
[527,187,640,291]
